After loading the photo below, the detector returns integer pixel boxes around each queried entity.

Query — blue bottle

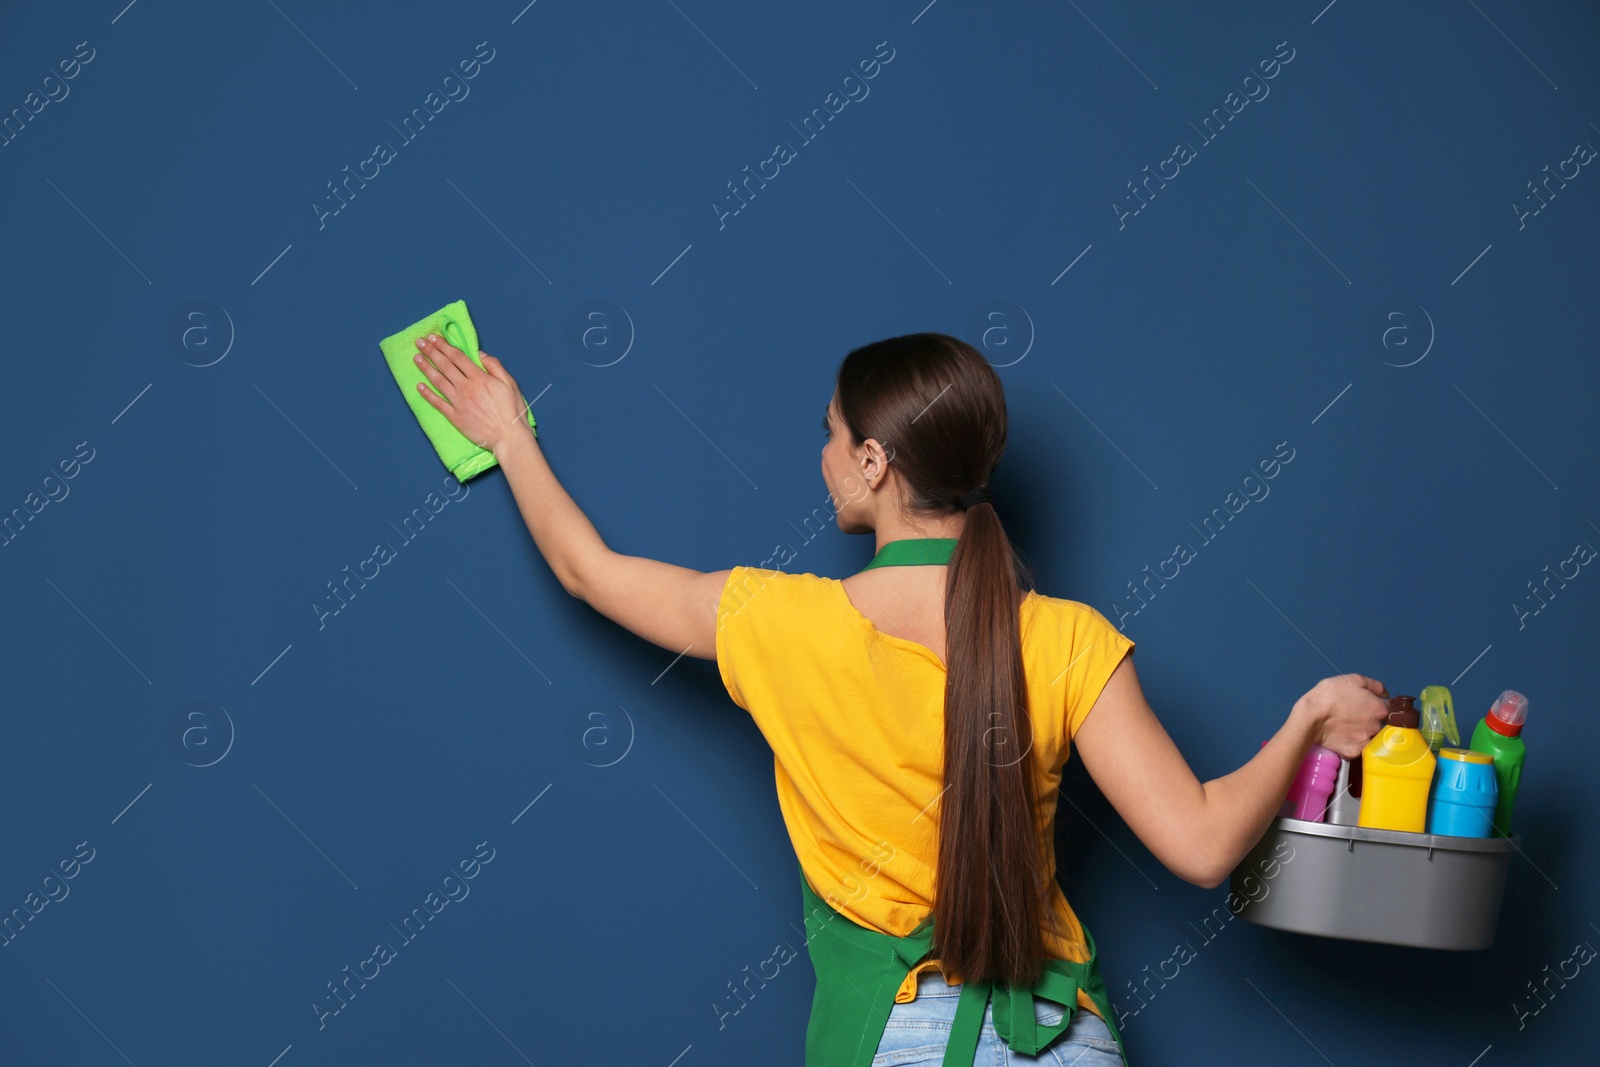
[1428,748,1499,838]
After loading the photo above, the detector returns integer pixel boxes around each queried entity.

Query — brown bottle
[1386,694,1421,728]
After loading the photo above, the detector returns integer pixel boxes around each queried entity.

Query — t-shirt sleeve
[715,565,785,712]
[1062,602,1135,742]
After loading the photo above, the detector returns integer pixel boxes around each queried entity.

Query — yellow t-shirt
[714,566,1135,1019]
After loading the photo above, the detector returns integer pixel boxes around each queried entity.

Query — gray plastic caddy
[1230,817,1518,950]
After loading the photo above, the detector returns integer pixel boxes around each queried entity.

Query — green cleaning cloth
[379,299,536,482]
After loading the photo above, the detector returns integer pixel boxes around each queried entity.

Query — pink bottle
[1283,744,1341,822]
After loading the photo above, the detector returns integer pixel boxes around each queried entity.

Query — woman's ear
[859,438,892,488]
[856,457,879,494]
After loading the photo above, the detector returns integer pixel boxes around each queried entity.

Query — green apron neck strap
[862,537,958,569]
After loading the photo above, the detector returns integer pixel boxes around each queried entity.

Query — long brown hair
[834,332,1047,989]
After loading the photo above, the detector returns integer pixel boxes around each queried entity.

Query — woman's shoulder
[718,566,835,615]
[723,565,833,589]
[1023,589,1127,638]
[726,564,829,579]
[1024,587,1099,615]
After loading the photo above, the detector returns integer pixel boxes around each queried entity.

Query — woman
[409,329,1390,1066]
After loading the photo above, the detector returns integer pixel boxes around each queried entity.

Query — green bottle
[1468,689,1529,837]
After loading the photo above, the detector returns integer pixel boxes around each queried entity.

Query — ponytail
[935,496,1047,988]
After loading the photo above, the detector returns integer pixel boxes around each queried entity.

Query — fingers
[412,341,456,404]
[480,351,513,385]
[1303,674,1390,759]
[416,377,447,411]
[415,333,474,384]
[412,335,455,391]
[1343,673,1387,697]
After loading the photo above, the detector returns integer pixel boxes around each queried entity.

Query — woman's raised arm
[496,431,730,660]
[412,333,728,660]
[1071,654,1389,889]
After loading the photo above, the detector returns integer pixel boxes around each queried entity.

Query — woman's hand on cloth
[412,332,533,455]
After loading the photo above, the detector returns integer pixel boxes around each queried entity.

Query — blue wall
[2,1,1596,1064]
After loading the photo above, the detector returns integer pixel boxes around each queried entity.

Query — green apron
[799,537,1127,1065]
[798,863,1127,1067]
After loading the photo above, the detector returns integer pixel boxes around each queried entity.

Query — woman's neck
[874,517,965,557]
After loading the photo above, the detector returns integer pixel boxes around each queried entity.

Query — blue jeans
[870,967,1125,1066]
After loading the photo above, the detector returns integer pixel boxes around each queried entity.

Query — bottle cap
[1439,747,1494,764]
[1485,690,1529,736]
[1385,695,1420,729]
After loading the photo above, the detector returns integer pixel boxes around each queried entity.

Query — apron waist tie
[941,953,1102,1066]
[797,863,1128,1067]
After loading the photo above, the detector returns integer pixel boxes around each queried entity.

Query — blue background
[2,1,1596,1064]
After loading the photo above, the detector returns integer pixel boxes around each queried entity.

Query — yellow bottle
[1358,695,1437,833]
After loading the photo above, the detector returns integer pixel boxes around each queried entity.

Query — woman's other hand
[1296,674,1391,759]
[413,333,532,455]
